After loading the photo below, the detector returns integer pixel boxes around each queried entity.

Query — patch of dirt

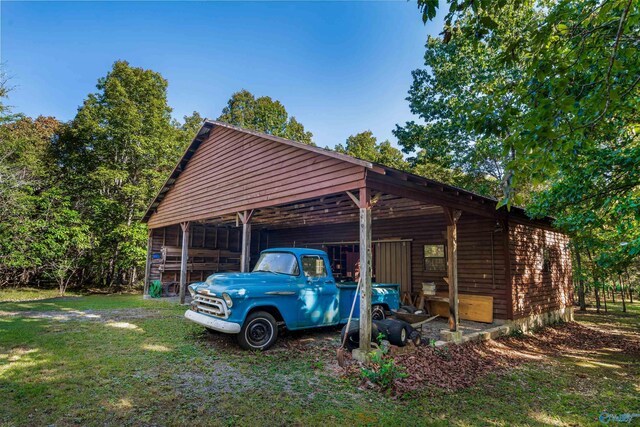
[343,321,640,395]
[162,361,262,394]
[199,326,345,376]
[0,308,173,322]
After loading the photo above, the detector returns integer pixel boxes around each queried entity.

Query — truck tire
[340,321,380,350]
[372,305,386,320]
[409,329,422,346]
[374,319,410,347]
[237,311,278,351]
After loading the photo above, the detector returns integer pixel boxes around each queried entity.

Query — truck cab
[185,248,400,350]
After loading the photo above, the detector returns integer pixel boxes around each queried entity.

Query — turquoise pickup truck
[185,248,400,350]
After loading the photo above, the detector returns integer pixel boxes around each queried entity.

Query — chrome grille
[193,294,228,318]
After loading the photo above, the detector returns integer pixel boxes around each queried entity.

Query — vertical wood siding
[509,219,573,318]
[147,126,365,228]
[375,241,412,294]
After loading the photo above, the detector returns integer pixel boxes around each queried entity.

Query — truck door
[298,255,339,326]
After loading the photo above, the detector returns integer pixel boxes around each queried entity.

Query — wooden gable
[146,125,366,228]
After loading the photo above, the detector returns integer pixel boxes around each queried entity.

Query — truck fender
[241,303,290,328]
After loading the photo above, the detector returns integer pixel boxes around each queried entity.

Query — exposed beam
[346,190,360,207]
[179,221,190,304]
[366,172,496,218]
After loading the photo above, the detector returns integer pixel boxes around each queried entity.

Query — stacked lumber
[159,246,241,273]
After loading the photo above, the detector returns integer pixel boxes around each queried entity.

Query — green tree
[413,0,640,301]
[0,115,65,287]
[395,5,541,200]
[413,0,638,205]
[335,131,409,170]
[56,60,181,288]
[173,110,205,152]
[218,89,314,145]
[28,190,92,295]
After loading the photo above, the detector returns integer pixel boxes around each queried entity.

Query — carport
[141,120,573,350]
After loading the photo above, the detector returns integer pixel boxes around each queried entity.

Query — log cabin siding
[509,219,573,318]
[266,212,509,319]
[147,126,366,229]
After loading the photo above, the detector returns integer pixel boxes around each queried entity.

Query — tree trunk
[625,269,634,303]
[110,244,121,291]
[619,274,626,313]
[575,248,586,310]
[586,248,600,313]
[611,280,616,303]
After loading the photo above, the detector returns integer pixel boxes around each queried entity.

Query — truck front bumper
[184,309,242,334]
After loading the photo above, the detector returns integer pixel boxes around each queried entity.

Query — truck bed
[337,282,400,322]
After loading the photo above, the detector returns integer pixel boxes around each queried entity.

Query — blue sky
[1,1,443,149]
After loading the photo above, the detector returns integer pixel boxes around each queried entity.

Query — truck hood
[189,272,297,298]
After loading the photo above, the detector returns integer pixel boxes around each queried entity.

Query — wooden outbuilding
[141,121,573,348]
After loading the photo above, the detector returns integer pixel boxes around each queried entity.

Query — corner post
[179,221,190,304]
[501,216,513,319]
[444,208,462,332]
[358,187,372,353]
[143,229,153,298]
[239,210,254,272]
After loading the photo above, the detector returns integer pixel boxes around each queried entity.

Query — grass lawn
[1,290,638,426]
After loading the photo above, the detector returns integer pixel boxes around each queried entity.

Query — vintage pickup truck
[185,248,400,350]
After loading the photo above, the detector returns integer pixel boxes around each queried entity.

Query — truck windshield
[253,252,299,276]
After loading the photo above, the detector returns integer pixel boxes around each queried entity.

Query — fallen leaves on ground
[342,321,640,395]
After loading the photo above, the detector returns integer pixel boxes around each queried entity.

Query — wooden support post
[143,229,153,298]
[239,210,254,273]
[502,217,514,319]
[358,187,372,353]
[179,221,190,304]
[444,208,462,332]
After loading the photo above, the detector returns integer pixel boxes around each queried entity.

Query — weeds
[360,351,407,391]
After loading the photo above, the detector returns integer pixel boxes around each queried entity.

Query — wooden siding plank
[155,160,361,216]
[149,176,365,229]
[147,126,366,228]
[266,212,509,319]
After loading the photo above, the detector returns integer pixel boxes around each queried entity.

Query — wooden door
[375,241,412,295]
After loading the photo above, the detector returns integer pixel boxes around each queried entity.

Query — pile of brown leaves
[343,321,640,395]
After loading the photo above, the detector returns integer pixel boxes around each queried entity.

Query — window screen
[424,244,446,272]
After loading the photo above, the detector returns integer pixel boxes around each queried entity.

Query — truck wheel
[372,305,386,320]
[409,330,422,346]
[340,324,360,350]
[386,321,410,347]
[340,321,380,350]
[237,311,278,350]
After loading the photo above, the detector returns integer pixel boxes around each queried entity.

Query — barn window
[424,244,446,272]
[542,247,551,272]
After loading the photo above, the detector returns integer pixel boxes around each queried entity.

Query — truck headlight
[188,286,196,297]
[222,292,233,308]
